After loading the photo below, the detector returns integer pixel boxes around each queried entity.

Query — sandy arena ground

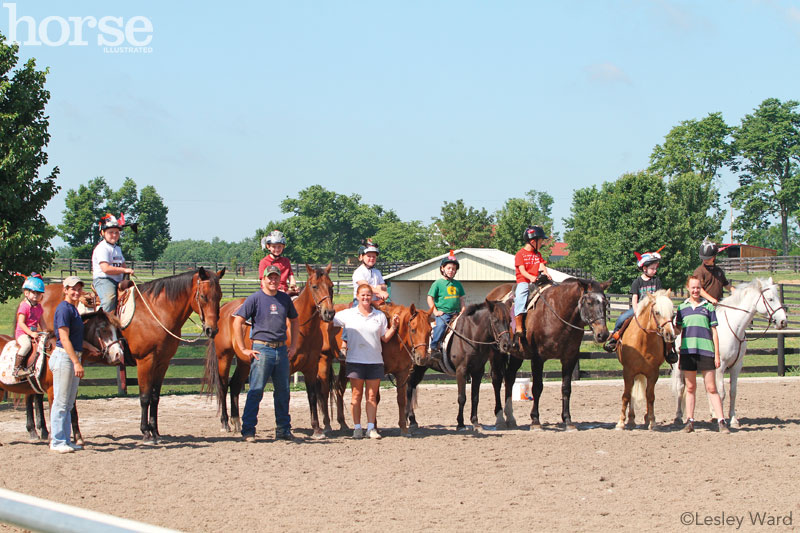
[0,377,798,532]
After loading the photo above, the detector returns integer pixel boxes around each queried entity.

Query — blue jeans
[241,344,290,436]
[614,308,634,332]
[431,313,456,348]
[514,282,531,316]
[49,347,80,447]
[93,277,118,313]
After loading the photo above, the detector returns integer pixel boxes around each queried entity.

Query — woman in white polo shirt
[333,284,399,440]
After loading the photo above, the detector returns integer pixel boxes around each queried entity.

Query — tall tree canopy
[649,112,735,180]
[59,177,170,260]
[0,34,59,302]
[432,199,494,249]
[730,98,800,254]
[562,171,722,292]
[493,190,555,255]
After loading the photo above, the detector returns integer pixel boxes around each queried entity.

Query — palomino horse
[203,265,336,439]
[404,300,512,431]
[671,278,788,428]
[615,290,676,430]
[486,278,611,430]
[41,267,225,444]
[326,302,432,436]
[0,310,125,444]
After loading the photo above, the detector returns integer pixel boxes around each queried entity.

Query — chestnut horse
[486,278,611,430]
[405,300,512,431]
[41,267,225,444]
[326,302,432,436]
[203,265,336,439]
[0,310,125,444]
[615,289,676,430]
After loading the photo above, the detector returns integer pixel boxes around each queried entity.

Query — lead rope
[130,277,206,343]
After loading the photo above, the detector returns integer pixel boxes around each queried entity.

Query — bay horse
[486,278,611,430]
[404,300,512,432]
[41,267,225,444]
[615,289,676,430]
[203,265,336,439]
[326,302,432,436]
[0,310,125,444]
[671,278,788,428]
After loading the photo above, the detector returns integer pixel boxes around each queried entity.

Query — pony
[404,300,512,432]
[671,277,788,428]
[41,267,225,444]
[615,289,676,430]
[203,265,336,439]
[486,278,611,430]
[0,310,125,444]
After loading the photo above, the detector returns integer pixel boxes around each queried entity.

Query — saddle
[115,285,136,329]
[435,315,462,377]
[524,279,554,312]
[0,333,50,392]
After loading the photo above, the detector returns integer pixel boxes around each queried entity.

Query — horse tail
[201,338,221,404]
[670,363,686,414]
[411,386,419,410]
[631,374,646,413]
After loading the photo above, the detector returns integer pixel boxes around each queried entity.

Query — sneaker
[352,428,363,439]
[242,434,256,442]
[50,443,74,454]
[67,441,83,451]
[276,430,295,441]
[367,428,382,440]
[683,419,695,433]
[718,420,731,434]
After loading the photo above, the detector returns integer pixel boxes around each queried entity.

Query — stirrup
[603,336,618,353]
[14,367,31,378]
[664,350,678,365]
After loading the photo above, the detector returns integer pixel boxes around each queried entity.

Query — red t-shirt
[258,255,293,292]
[514,248,546,283]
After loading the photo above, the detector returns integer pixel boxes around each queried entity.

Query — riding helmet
[362,239,379,255]
[440,251,459,271]
[523,225,547,242]
[699,236,719,260]
[99,213,123,233]
[22,273,45,293]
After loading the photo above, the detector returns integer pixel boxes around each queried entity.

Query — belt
[252,340,284,349]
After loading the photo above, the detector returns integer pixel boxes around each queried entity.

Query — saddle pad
[438,314,461,377]
[0,338,47,391]
[117,286,135,329]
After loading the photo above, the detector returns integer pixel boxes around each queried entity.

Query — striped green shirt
[677,299,717,358]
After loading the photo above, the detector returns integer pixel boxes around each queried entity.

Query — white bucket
[512,378,533,401]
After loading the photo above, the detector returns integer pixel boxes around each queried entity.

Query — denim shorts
[679,353,715,372]
[346,362,384,380]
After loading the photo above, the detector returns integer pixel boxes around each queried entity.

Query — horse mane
[638,289,673,317]
[139,270,212,300]
[463,302,486,317]
[720,278,764,307]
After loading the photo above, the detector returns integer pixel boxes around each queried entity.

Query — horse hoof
[75,437,85,446]
[531,424,543,432]
[729,418,740,429]
[472,425,482,434]
[507,419,517,429]
[456,425,468,432]
[673,418,683,426]
[310,432,326,441]
[615,423,624,430]
[409,422,419,430]
[564,424,577,432]
[323,425,333,435]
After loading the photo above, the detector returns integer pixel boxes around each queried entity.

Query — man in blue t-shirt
[234,265,299,442]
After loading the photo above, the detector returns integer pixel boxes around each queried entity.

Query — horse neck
[138,277,196,330]
[719,289,760,336]
[552,284,582,325]
[463,307,492,342]
[294,282,319,330]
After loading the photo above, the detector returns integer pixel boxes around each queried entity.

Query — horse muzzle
[590,321,610,343]
[321,309,335,322]
[204,325,219,338]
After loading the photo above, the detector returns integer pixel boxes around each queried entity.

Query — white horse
[671,277,788,428]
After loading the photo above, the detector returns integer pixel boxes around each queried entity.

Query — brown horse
[404,300,512,431]
[41,267,225,444]
[616,289,676,430]
[0,310,125,444]
[326,302,432,436]
[486,278,611,430]
[203,265,336,439]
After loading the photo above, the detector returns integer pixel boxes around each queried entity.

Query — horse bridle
[719,285,787,345]
[632,305,674,340]
[541,289,607,332]
[298,281,334,326]
[398,310,430,364]
[443,311,512,352]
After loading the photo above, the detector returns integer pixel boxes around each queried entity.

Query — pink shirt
[15,299,43,339]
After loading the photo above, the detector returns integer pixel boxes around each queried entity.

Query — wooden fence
[718,255,800,273]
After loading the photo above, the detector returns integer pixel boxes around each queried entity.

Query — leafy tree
[135,185,170,260]
[0,34,60,302]
[562,171,722,292]
[279,185,385,263]
[730,98,800,254]
[372,219,438,262]
[742,223,800,255]
[493,190,556,256]
[432,199,494,249]
[649,112,735,180]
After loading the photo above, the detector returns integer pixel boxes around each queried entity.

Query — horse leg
[35,394,48,441]
[148,378,164,443]
[70,403,84,446]
[405,365,428,430]
[709,366,725,423]
[617,373,633,430]
[229,364,244,433]
[560,358,577,431]
[728,357,744,428]
[306,376,325,440]
[456,366,468,431]
[25,395,39,441]
[491,354,506,428]
[504,355,523,428]
[317,358,333,434]
[530,356,544,430]
[137,359,156,444]
[645,375,657,430]
[335,360,348,431]
[469,367,484,432]
[217,355,232,433]
[395,370,410,437]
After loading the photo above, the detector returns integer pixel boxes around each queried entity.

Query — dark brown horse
[405,300,512,431]
[41,267,225,444]
[0,310,125,444]
[325,302,432,436]
[203,265,336,439]
[486,278,611,430]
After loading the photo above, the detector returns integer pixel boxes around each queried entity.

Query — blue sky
[3,1,799,245]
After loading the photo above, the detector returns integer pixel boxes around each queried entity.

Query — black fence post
[777,285,786,377]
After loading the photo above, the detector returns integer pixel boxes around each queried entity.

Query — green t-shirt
[427,278,465,314]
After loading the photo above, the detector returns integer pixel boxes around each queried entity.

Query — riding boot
[513,314,526,354]
[13,352,30,378]
[603,316,633,352]
[429,344,443,363]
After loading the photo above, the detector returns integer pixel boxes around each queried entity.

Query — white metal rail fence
[0,487,179,533]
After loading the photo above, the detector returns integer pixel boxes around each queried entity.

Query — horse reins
[537,285,607,332]
[719,286,786,369]
[130,276,209,343]
[443,312,512,351]
[632,305,674,340]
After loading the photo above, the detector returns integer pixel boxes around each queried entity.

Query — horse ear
[409,303,416,314]
[198,266,208,280]
[305,264,314,276]
[599,279,612,291]
[484,298,496,311]
[217,267,226,279]
[325,262,332,274]
[767,276,773,286]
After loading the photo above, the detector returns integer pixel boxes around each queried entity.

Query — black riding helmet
[699,236,719,260]
[440,251,459,272]
[523,225,547,242]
